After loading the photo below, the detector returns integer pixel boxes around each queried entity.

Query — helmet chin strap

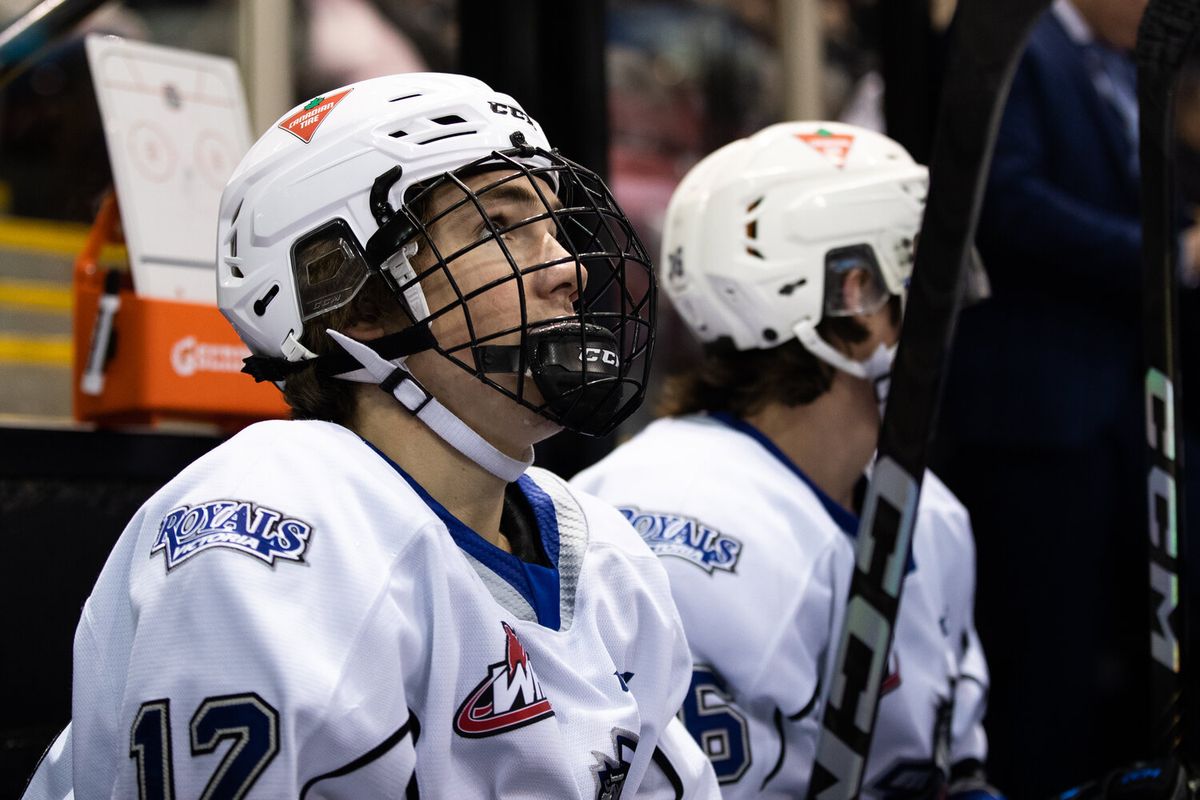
[792,319,896,416]
[325,329,533,482]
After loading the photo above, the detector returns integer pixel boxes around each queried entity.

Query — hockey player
[572,122,994,798]
[21,73,718,799]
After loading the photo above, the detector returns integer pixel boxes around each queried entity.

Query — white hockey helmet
[660,121,927,374]
[219,72,557,362]
[217,73,655,466]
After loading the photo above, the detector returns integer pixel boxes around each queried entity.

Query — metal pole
[781,0,824,120]
[237,0,293,136]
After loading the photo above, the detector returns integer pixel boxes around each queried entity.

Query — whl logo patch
[454,621,554,738]
[279,89,352,143]
[797,129,855,168]
[152,500,312,571]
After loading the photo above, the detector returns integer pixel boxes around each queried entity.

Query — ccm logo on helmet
[580,347,619,367]
[487,101,536,128]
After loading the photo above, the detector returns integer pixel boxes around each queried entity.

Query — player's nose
[529,230,587,310]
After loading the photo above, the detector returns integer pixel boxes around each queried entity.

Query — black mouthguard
[476,321,630,435]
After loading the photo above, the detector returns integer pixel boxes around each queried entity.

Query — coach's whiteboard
[86,35,251,304]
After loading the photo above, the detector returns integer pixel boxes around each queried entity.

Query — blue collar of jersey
[709,413,918,573]
[363,440,563,629]
[709,411,860,538]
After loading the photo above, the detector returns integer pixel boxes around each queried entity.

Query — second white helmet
[660,121,928,362]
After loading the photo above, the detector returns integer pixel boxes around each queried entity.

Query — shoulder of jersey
[527,465,655,559]
[139,420,439,568]
[577,416,768,492]
[167,420,396,495]
[574,415,850,553]
[915,469,975,554]
[918,470,970,526]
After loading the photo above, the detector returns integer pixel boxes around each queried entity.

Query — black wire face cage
[363,146,656,438]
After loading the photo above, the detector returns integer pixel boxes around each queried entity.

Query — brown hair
[281,269,403,424]
[659,299,899,418]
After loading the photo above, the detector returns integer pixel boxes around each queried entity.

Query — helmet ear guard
[292,219,373,323]
[822,244,892,319]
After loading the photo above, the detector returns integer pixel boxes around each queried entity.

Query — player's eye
[477,210,514,238]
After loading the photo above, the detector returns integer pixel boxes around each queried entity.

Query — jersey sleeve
[923,475,991,769]
[19,725,72,800]
[683,530,849,719]
[67,440,427,799]
[635,717,722,799]
[79,536,419,799]
[946,518,989,768]
[951,624,990,767]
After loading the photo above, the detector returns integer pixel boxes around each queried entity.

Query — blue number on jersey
[130,693,279,800]
[680,666,751,783]
[130,700,175,800]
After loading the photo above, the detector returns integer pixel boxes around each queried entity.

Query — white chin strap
[325,329,533,482]
[792,319,896,415]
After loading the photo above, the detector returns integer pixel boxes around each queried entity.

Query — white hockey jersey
[23,419,719,799]
[572,413,989,799]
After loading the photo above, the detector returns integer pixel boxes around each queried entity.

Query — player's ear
[839,267,873,313]
[341,283,410,341]
[853,299,901,351]
[341,319,389,341]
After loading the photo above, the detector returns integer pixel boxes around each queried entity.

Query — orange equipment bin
[72,194,289,426]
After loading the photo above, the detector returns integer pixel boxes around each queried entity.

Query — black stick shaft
[1137,0,1200,769]
[0,0,106,86]
[807,1,1049,796]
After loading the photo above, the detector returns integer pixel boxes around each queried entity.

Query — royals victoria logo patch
[454,621,554,738]
[619,506,742,574]
[152,500,312,571]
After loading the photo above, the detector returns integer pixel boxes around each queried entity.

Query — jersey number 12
[130,693,279,800]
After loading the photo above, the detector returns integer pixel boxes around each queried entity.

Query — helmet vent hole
[390,93,422,102]
[253,284,280,316]
[745,246,764,260]
[229,232,238,259]
[389,129,409,139]
[763,328,778,342]
[778,277,807,296]
[231,199,243,225]
[229,264,244,278]
[745,220,758,240]
[418,130,475,146]
[432,114,466,125]
[746,196,763,213]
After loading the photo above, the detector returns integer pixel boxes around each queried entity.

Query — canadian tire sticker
[797,129,855,168]
[278,90,353,144]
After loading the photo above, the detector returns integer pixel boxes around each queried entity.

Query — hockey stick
[1137,0,1200,773]
[805,1,1049,797]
